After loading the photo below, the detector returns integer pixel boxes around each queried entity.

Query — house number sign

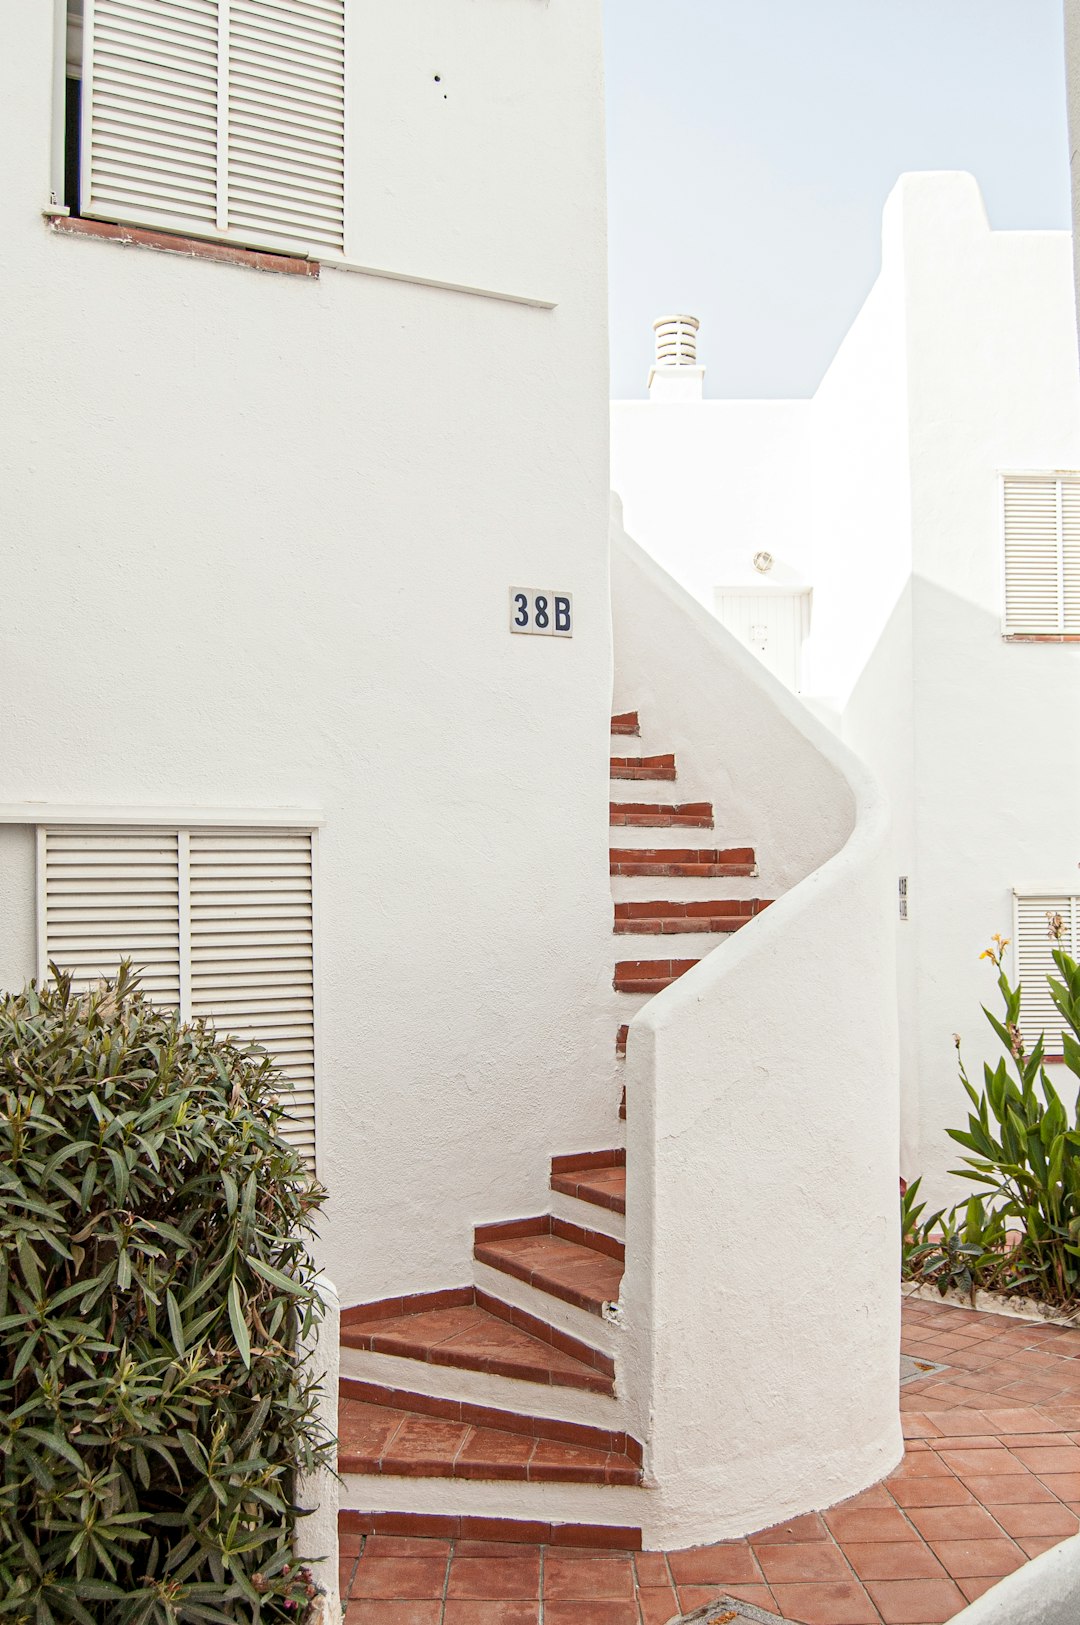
[510,588,573,637]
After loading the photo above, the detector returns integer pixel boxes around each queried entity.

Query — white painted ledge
[0,804,324,827]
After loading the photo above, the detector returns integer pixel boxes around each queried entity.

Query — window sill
[1003,633,1080,643]
[47,214,320,278]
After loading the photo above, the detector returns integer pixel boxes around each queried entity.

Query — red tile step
[550,1151,626,1216]
[341,1287,614,1393]
[610,754,676,781]
[615,1024,628,1059]
[610,800,714,828]
[614,958,698,993]
[614,898,772,935]
[338,1381,643,1484]
[610,711,640,736]
[340,1508,643,1549]
[474,1218,624,1317]
[610,845,756,877]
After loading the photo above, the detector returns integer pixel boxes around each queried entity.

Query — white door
[714,590,811,692]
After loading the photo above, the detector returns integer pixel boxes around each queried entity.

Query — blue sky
[605,0,1072,399]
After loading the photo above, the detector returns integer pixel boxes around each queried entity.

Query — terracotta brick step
[619,1086,626,1121]
[610,800,713,828]
[337,1395,642,1484]
[340,1287,614,1393]
[616,1025,628,1058]
[610,711,640,736]
[614,898,771,934]
[341,1378,641,1461]
[340,1509,642,1550]
[610,846,756,877]
[610,754,676,781]
[550,1151,626,1216]
[474,1218,624,1317]
[614,958,698,993]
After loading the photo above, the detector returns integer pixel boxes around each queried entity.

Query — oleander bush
[0,964,332,1624]
[902,930,1080,1310]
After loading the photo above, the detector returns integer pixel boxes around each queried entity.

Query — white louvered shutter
[40,824,317,1163]
[1003,475,1080,636]
[1013,893,1078,1057]
[188,829,317,1161]
[41,827,182,1005]
[81,0,345,257]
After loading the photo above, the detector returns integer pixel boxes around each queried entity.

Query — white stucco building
[613,171,1080,1216]
[0,0,900,1571]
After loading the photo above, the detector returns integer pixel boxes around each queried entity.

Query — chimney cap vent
[652,314,700,368]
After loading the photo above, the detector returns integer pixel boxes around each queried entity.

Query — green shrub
[0,964,332,1624]
[903,931,1080,1309]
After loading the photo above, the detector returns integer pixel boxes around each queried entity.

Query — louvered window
[39,825,318,1163]
[1012,891,1079,1057]
[1003,475,1080,636]
[77,0,345,257]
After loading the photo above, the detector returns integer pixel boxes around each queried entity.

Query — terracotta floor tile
[542,1556,636,1600]
[1035,1470,1080,1499]
[352,1558,450,1600]
[768,1580,880,1623]
[754,1542,852,1583]
[957,1474,1056,1505]
[957,1576,1000,1604]
[842,1541,946,1582]
[447,1556,540,1599]
[904,1505,1005,1542]
[1009,1443,1080,1474]
[980,1407,1061,1433]
[543,1605,640,1625]
[902,1414,943,1440]
[936,1447,1022,1477]
[667,1544,760,1585]
[989,1501,1080,1538]
[919,1411,991,1437]
[749,1512,830,1544]
[926,1538,1024,1578]
[888,1452,955,1480]
[889,1476,974,1509]
[825,1506,915,1543]
[835,1486,899,1510]
[345,1605,443,1625]
[443,1607,539,1625]
[863,1576,968,1623]
[633,1553,672,1587]
[636,1587,681,1625]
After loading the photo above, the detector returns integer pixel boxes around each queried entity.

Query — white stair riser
[612,930,744,962]
[610,872,761,903]
[340,1471,647,1526]
[471,1260,622,1358]
[339,1343,622,1429]
[548,1188,625,1243]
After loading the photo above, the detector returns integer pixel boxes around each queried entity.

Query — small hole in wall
[434,74,447,98]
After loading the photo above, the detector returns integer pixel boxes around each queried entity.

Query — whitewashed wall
[0,0,614,1307]
[612,516,901,1548]
[609,171,1080,1215]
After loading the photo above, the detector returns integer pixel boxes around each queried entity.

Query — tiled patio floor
[340,1296,1080,1625]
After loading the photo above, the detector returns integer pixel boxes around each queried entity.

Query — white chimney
[648,314,704,401]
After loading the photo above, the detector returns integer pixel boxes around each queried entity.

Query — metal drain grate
[901,1353,949,1385]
